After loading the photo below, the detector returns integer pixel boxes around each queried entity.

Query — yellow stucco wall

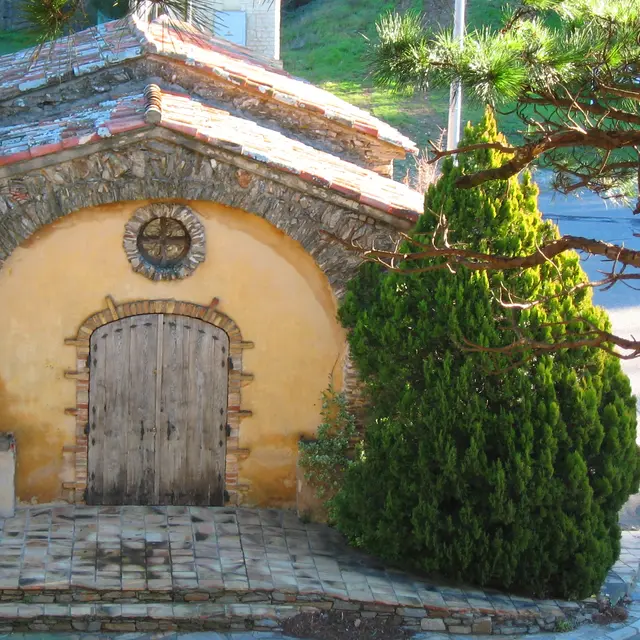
[0,200,345,507]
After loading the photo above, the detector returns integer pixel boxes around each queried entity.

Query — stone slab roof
[0,86,423,221]
[0,15,418,155]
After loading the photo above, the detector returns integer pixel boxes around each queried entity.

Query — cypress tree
[334,111,640,599]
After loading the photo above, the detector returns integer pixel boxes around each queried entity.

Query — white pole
[446,0,466,152]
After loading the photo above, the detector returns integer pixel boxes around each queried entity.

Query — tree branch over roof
[370,0,640,206]
[324,226,640,273]
[460,318,640,362]
[324,208,640,360]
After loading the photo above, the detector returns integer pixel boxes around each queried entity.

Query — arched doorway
[87,313,229,506]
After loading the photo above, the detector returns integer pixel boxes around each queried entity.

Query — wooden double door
[87,314,229,506]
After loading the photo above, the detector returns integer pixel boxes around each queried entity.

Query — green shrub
[299,383,357,504]
[333,111,640,600]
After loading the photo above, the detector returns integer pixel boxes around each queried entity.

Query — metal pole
[446,0,466,152]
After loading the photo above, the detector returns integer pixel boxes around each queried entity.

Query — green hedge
[332,112,640,599]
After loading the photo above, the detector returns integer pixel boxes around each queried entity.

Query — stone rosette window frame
[63,296,254,505]
[123,203,206,280]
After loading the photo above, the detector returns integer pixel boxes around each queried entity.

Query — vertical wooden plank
[153,314,164,504]
[101,317,131,504]
[157,314,186,504]
[126,314,158,505]
[198,323,225,505]
[210,327,229,506]
[87,325,108,505]
[177,316,197,505]
[182,319,205,505]
[197,325,216,504]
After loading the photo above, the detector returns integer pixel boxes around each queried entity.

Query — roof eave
[0,126,421,227]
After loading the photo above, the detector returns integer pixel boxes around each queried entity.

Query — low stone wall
[0,588,599,635]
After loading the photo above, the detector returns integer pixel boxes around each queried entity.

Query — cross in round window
[137,217,191,268]
[124,204,206,281]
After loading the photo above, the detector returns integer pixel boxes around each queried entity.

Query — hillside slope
[281,0,519,149]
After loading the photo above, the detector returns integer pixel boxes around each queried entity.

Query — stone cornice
[0,137,404,297]
[0,128,417,230]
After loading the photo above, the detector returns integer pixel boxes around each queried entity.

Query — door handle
[151,427,157,433]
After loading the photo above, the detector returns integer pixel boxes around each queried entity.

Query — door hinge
[86,353,91,369]
[226,424,231,437]
[227,356,234,371]
[83,487,88,502]
[224,490,230,503]
[84,423,90,435]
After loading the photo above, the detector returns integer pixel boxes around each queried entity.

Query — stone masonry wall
[0,131,409,297]
[342,347,370,433]
[0,588,598,635]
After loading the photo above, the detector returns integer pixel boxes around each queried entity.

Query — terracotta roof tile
[0,94,148,160]
[0,15,417,155]
[0,89,422,221]
[0,20,143,100]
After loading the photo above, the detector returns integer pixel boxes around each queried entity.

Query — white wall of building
[135,0,282,61]
[214,0,281,60]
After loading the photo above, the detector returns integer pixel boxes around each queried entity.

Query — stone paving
[0,505,639,636]
[0,633,363,640]
[0,505,369,594]
[0,634,293,639]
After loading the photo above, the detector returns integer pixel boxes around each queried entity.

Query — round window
[123,204,206,281]
[137,217,191,268]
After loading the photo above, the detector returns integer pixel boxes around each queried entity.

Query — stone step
[0,589,587,635]
[0,601,304,633]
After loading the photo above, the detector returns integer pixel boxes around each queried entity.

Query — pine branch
[427,140,517,160]
[520,94,640,128]
[454,129,640,189]
[324,228,640,272]
[370,2,640,202]
[461,319,640,360]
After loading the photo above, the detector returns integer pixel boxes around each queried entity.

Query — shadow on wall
[0,378,62,503]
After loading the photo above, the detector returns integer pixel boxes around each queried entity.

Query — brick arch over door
[0,138,409,298]
[64,296,254,505]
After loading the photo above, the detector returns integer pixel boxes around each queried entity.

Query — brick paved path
[0,634,292,639]
[0,505,639,636]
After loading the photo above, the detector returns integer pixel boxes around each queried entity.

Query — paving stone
[607,627,640,640]
[0,505,637,638]
[472,616,493,634]
[421,617,447,631]
[397,607,427,618]
[103,621,137,631]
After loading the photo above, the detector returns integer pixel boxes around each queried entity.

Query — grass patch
[0,30,40,56]
[281,0,434,145]
[1,0,526,148]
[281,0,525,149]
